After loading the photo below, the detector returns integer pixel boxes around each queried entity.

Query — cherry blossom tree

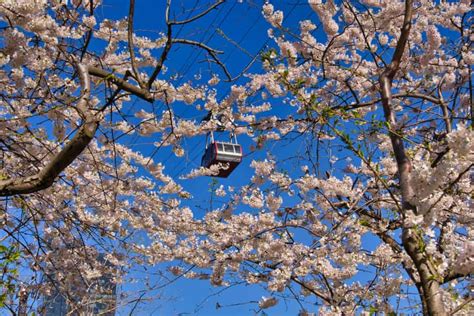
[0,0,472,315]
[0,0,230,313]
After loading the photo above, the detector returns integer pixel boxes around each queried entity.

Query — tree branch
[147,0,173,89]
[449,297,473,315]
[171,38,232,80]
[88,66,153,102]
[127,0,145,89]
[379,0,414,211]
[333,93,444,111]
[171,38,223,54]
[169,0,225,25]
[443,271,468,284]
[437,79,452,133]
[378,1,447,315]
[0,63,97,196]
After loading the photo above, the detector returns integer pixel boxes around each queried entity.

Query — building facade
[42,255,117,315]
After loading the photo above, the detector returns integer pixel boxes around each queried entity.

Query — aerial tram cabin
[201,131,242,178]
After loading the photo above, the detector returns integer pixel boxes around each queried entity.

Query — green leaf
[359,219,370,227]
[0,293,7,307]
[369,306,378,316]
[7,251,20,263]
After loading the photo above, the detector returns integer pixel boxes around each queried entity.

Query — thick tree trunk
[379,1,447,315]
[403,230,447,315]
